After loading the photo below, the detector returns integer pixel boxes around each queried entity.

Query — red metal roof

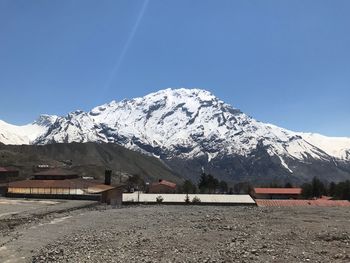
[253,188,302,195]
[0,167,9,172]
[152,180,176,189]
[0,167,18,174]
[87,184,116,194]
[256,199,350,207]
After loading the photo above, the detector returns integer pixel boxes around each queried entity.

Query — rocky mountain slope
[1,88,350,183]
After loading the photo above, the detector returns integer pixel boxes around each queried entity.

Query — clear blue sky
[0,0,349,136]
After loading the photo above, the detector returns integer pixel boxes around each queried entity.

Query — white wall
[123,193,255,204]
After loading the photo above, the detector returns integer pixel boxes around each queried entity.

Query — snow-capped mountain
[297,133,350,160]
[0,115,57,145]
[1,88,350,183]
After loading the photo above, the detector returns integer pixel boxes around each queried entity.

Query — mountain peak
[143,88,216,101]
[33,114,58,127]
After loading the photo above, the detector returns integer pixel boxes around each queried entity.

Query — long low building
[256,199,350,207]
[251,187,302,199]
[123,193,256,205]
[8,178,104,195]
[7,169,124,206]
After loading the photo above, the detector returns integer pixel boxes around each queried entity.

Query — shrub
[192,196,201,203]
[156,195,164,204]
[184,194,190,204]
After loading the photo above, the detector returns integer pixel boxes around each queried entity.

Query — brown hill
[0,142,181,184]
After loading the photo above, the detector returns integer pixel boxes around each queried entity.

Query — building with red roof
[7,169,124,206]
[251,187,302,199]
[255,199,350,207]
[149,179,177,194]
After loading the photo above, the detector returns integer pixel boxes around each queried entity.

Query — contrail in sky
[104,0,149,91]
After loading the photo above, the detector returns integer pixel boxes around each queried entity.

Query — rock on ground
[30,205,350,263]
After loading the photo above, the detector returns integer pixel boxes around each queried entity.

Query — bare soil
[0,202,349,263]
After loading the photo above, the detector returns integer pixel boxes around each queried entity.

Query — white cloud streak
[104,0,149,90]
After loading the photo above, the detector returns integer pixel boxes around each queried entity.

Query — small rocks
[28,205,350,263]
[250,249,258,255]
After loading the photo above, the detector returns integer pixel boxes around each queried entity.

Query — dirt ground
[0,201,349,263]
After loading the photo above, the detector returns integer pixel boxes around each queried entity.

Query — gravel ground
[0,199,59,217]
[0,199,97,237]
[26,205,350,263]
[0,199,98,262]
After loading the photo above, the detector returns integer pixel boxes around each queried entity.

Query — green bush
[156,195,164,204]
[192,196,201,203]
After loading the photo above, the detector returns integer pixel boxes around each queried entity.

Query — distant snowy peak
[1,88,350,168]
[0,114,57,145]
[89,88,238,121]
[0,120,29,145]
[85,88,247,155]
[299,133,350,160]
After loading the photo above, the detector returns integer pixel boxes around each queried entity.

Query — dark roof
[8,178,99,188]
[33,168,78,176]
[253,188,302,195]
[8,179,125,190]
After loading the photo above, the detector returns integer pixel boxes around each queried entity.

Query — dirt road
[0,199,98,263]
[0,202,349,262]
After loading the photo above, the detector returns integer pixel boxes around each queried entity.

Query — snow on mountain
[0,115,57,145]
[299,133,350,160]
[85,89,343,166]
[35,111,107,144]
[1,88,350,176]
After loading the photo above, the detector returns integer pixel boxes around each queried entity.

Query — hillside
[0,143,181,184]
